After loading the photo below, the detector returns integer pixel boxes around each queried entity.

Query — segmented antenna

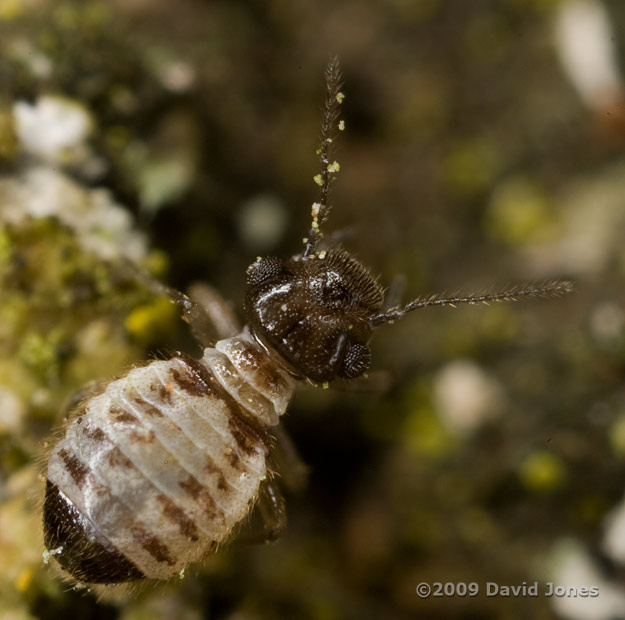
[370,280,574,327]
[303,55,344,258]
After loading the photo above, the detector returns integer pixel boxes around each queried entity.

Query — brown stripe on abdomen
[130,525,175,566]
[58,449,90,489]
[156,494,200,541]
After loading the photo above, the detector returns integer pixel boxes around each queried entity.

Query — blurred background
[1,0,625,618]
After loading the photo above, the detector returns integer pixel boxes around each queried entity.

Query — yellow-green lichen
[0,104,18,160]
[124,296,178,346]
[518,450,566,493]
[485,176,557,246]
[441,139,498,197]
[609,414,625,458]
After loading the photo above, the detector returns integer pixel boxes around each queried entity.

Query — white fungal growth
[311,202,322,217]
[42,546,64,565]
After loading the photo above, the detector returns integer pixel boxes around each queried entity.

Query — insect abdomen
[44,334,294,583]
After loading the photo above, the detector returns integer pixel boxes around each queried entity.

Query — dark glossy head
[245,249,384,383]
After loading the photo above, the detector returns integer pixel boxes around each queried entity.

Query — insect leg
[124,261,237,346]
[256,478,288,543]
[187,282,240,340]
[234,478,288,546]
[268,426,309,493]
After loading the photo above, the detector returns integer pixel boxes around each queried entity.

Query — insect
[42,58,573,584]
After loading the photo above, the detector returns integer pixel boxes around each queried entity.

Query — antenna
[370,281,574,327]
[302,55,344,258]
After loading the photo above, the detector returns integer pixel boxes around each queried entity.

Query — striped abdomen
[43,331,296,583]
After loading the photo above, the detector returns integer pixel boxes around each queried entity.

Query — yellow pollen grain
[313,174,324,186]
[338,120,345,131]
[336,92,345,103]
[327,161,340,173]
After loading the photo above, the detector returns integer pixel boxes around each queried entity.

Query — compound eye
[246,257,283,286]
[339,342,371,379]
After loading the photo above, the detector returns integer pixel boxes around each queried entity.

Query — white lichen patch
[0,387,25,435]
[433,360,504,435]
[554,0,624,110]
[6,38,53,80]
[0,166,147,261]
[13,96,93,167]
[237,194,288,251]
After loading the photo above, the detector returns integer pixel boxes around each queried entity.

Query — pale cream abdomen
[44,332,296,582]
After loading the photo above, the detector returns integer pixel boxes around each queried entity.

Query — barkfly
[42,57,573,584]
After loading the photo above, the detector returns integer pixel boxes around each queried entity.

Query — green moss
[485,176,556,245]
[0,217,153,425]
[0,0,25,21]
[0,227,13,265]
[441,139,498,197]
[401,382,457,457]
[609,414,625,458]
[0,104,18,161]
[17,329,64,380]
